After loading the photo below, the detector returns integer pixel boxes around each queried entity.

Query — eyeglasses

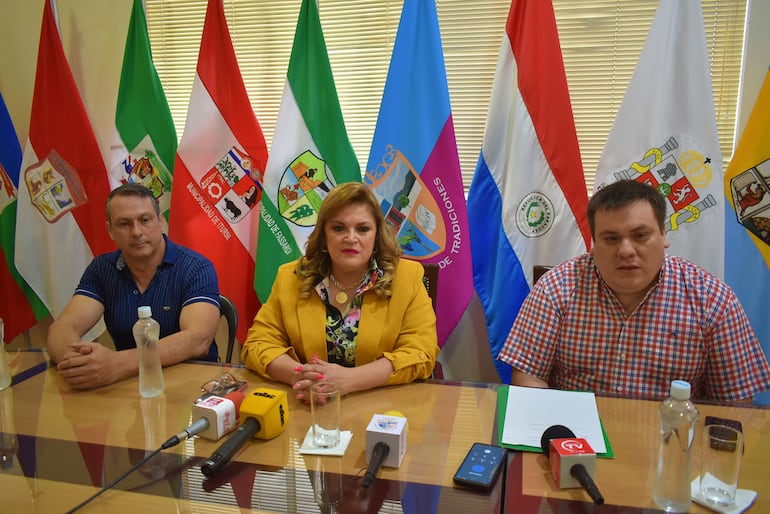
[200,372,244,397]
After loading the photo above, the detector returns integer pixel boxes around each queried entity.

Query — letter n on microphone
[549,438,596,488]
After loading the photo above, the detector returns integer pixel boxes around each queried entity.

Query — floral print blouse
[315,261,382,367]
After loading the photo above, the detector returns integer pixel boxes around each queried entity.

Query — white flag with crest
[595,0,724,278]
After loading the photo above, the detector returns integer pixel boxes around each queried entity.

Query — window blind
[146,0,746,193]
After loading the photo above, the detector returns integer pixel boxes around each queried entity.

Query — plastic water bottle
[133,306,164,398]
[0,319,12,391]
[0,344,11,391]
[652,380,699,512]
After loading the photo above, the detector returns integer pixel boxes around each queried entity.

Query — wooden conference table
[0,349,502,513]
[1,349,769,513]
[506,394,770,513]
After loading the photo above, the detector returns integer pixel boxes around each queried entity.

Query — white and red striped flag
[168,0,268,343]
[14,0,113,320]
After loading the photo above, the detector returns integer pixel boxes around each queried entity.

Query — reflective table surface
[505,393,770,513]
[0,353,502,513]
[4,350,768,513]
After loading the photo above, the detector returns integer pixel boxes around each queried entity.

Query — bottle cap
[670,380,691,400]
[137,306,152,319]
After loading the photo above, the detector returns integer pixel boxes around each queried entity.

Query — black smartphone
[453,442,506,491]
[704,416,743,452]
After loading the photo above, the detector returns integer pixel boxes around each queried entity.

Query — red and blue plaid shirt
[498,254,770,401]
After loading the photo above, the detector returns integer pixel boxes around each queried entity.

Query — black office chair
[420,262,443,379]
[218,294,238,364]
[421,262,439,311]
[533,265,554,284]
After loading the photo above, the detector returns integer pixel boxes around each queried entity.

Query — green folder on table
[496,385,615,458]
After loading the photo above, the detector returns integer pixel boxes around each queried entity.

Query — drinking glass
[699,424,744,507]
[310,382,340,448]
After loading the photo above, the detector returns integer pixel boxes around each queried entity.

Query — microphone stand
[65,446,164,513]
[65,428,191,513]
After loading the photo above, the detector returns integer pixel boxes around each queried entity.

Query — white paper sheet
[501,386,606,454]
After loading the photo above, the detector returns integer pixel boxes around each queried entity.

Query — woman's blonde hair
[297,182,401,298]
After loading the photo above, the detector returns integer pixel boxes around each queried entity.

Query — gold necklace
[329,272,367,304]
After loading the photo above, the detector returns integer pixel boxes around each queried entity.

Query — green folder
[496,385,615,458]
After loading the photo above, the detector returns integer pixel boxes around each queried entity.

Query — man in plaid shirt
[498,180,770,403]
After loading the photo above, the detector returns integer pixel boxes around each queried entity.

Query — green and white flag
[109,0,176,217]
[0,90,48,342]
[254,0,360,301]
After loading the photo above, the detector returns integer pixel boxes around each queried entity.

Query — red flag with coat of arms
[14,0,113,320]
[168,0,267,345]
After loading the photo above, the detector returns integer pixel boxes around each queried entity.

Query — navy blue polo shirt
[75,235,220,361]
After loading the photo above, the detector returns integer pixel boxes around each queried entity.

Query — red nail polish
[317,373,325,380]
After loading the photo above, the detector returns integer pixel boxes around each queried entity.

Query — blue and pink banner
[365,0,472,346]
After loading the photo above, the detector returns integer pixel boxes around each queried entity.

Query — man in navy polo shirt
[47,183,221,390]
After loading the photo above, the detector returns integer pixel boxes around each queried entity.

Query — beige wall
[737,0,770,140]
[0,0,131,158]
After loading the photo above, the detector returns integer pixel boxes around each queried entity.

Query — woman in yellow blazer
[241,182,438,401]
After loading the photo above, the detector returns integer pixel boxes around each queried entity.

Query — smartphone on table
[453,442,507,491]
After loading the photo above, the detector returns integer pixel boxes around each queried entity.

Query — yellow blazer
[241,258,439,385]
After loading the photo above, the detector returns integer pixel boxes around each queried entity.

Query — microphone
[363,413,408,487]
[200,387,288,477]
[540,425,604,505]
[64,391,245,513]
[363,442,389,487]
[161,391,245,449]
